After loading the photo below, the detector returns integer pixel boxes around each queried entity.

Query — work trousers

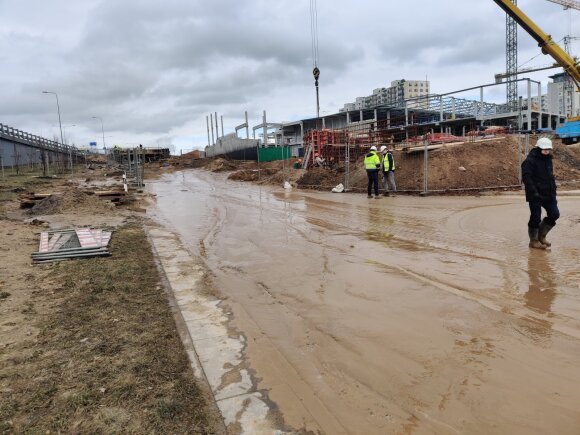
[383,171,397,193]
[528,198,560,228]
[367,169,379,196]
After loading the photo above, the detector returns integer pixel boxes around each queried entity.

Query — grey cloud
[0,0,574,149]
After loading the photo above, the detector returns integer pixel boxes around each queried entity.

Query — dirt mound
[206,158,238,172]
[297,168,344,190]
[203,137,580,193]
[229,166,307,186]
[299,137,580,192]
[228,168,278,182]
[29,188,115,215]
[395,137,580,191]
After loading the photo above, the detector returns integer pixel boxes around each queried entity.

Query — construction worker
[314,152,326,168]
[380,145,397,196]
[521,137,560,249]
[364,145,381,198]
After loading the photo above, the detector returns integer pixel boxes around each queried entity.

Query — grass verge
[0,225,221,434]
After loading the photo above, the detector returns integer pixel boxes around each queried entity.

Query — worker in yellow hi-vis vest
[364,145,381,198]
[380,145,397,197]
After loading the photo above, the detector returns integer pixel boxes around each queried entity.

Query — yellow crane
[493,0,580,140]
[493,0,580,88]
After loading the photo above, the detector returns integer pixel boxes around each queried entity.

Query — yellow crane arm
[493,0,580,88]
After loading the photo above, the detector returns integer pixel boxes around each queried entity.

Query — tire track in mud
[179,175,580,343]
[156,172,580,433]
[198,182,559,341]
[270,193,580,342]
[164,176,352,432]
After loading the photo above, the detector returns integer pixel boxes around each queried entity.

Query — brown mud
[149,168,580,434]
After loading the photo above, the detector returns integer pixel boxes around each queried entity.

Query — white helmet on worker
[536,137,553,150]
[370,145,377,151]
[380,145,387,152]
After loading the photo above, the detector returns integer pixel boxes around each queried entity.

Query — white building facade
[340,79,430,112]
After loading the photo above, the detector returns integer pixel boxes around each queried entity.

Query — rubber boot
[528,227,546,250]
[538,219,554,247]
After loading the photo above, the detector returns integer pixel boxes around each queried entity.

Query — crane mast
[493,0,580,89]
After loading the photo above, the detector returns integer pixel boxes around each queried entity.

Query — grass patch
[1,225,220,433]
[0,170,60,208]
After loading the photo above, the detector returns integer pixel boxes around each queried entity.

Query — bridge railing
[0,122,82,157]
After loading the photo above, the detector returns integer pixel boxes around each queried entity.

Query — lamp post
[61,124,76,145]
[42,91,72,175]
[42,91,64,144]
[91,116,106,150]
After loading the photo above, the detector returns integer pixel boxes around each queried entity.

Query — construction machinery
[493,0,580,142]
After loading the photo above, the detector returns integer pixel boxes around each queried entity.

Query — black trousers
[366,169,379,196]
[528,198,560,228]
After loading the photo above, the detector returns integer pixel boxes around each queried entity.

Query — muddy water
[150,170,580,434]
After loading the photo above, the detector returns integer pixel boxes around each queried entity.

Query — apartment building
[340,79,430,112]
[547,72,580,117]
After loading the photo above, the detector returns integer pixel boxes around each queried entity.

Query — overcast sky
[0,0,578,152]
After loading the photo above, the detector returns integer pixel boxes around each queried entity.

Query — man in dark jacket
[521,137,560,249]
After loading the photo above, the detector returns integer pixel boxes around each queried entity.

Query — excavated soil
[180,136,580,193]
[28,188,116,215]
[298,137,580,192]
[394,137,580,191]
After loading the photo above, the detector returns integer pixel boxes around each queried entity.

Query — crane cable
[310,0,320,118]
[310,0,320,71]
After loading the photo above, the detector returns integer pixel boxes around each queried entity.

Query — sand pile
[206,158,238,172]
[29,188,115,215]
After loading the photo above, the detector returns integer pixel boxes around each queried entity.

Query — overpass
[0,123,84,170]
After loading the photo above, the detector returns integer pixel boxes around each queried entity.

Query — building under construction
[204,65,570,165]
[280,77,566,166]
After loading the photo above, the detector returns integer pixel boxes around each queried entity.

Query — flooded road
[150,170,580,434]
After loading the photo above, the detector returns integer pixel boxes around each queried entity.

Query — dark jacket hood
[530,147,552,160]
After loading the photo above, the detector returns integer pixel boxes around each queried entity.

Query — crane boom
[495,63,560,82]
[546,0,580,11]
[493,0,580,88]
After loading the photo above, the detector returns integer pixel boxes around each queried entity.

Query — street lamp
[60,124,76,144]
[43,90,72,175]
[91,116,106,150]
[42,91,64,145]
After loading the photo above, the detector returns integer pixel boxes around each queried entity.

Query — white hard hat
[370,146,377,151]
[380,145,387,152]
[536,137,553,150]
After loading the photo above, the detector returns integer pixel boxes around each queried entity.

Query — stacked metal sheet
[33,228,112,263]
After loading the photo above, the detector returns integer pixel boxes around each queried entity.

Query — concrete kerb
[146,226,283,434]
[496,189,580,197]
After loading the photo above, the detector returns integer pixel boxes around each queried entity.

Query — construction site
[2,1,580,434]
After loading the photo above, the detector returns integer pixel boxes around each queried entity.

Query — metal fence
[295,120,578,194]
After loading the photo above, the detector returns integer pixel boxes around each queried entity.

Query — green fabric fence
[257,146,292,162]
